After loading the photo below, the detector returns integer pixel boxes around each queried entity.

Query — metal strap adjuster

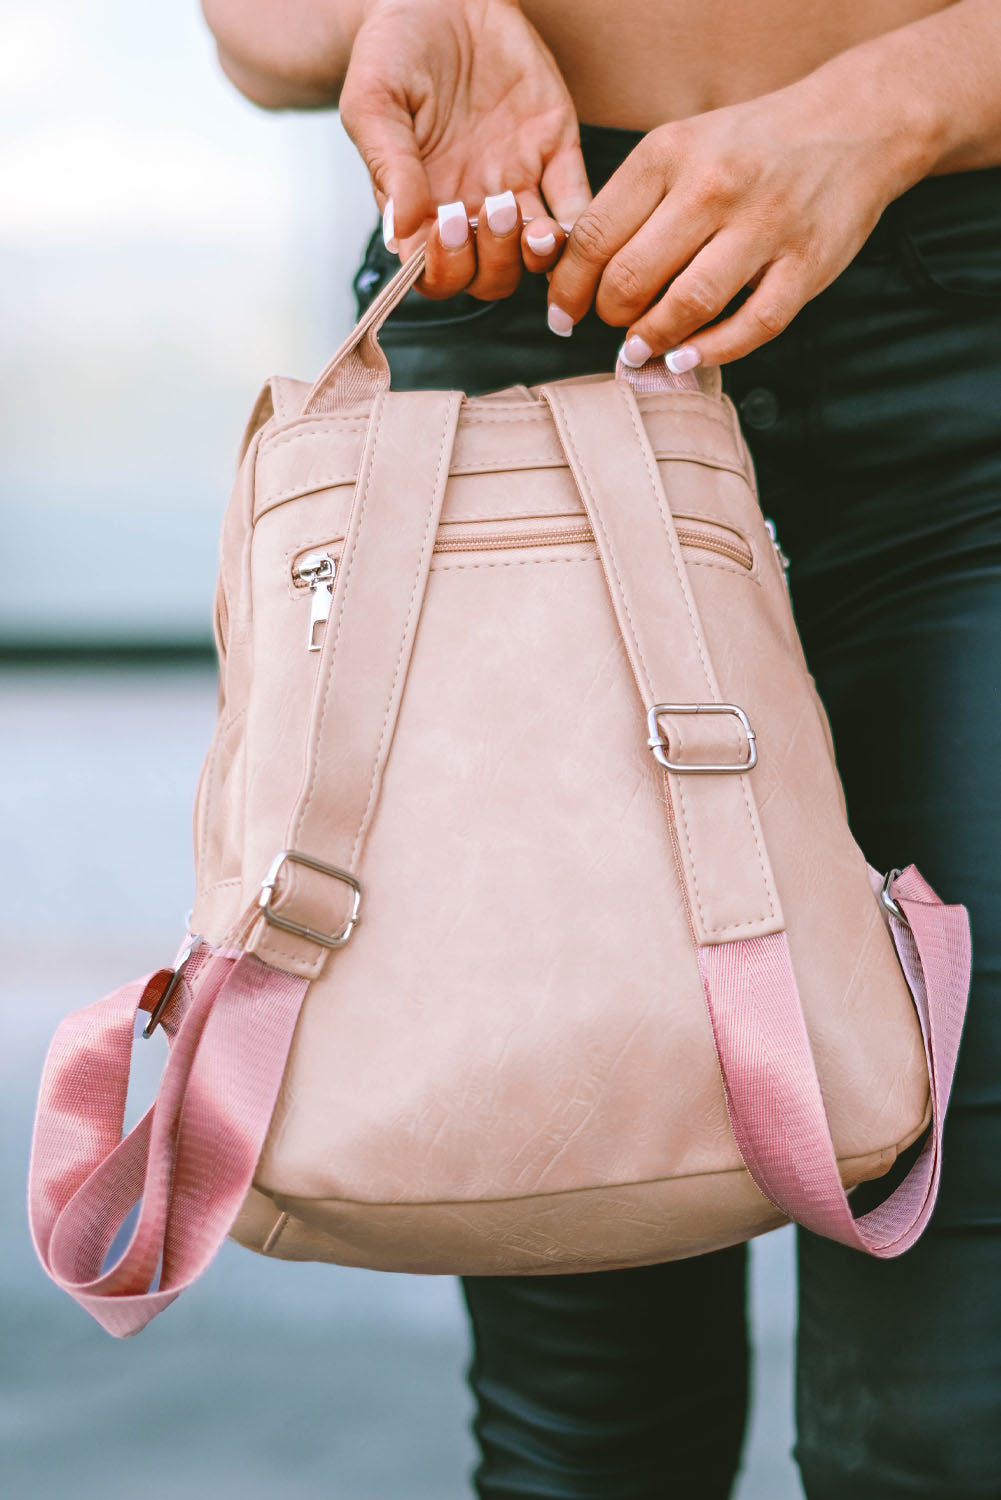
[258,849,362,949]
[141,933,203,1039]
[879,867,910,927]
[646,702,757,773]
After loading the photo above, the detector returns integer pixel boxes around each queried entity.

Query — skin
[203,0,1001,366]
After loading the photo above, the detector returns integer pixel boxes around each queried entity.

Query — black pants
[354,125,1001,1499]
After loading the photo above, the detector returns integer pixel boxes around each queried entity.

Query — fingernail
[619,334,654,368]
[559,220,576,233]
[382,197,398,253]
[547,303,574,337]
[665,344,701,375]
[437,201,469,250]
[484,190,519,236]
[526,230,557,255]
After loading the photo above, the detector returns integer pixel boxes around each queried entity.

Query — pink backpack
[29,246,971,1336]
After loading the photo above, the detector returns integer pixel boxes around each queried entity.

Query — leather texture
[186,244,936,1274]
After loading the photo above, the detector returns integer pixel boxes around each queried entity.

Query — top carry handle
[299,242,721,414]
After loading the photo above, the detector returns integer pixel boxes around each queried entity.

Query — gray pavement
[1,668,801,1499]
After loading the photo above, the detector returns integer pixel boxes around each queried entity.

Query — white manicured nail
[484,190,519,235]
[547,303,574,337]
[437,200,469,250]
[382,197,397,253]
[526,231,557,256]
[619,334,653,368]
[665,344,701,374]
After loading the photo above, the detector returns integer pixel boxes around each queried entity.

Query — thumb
[341,91,433,251]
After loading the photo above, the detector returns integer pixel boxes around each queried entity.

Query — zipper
[431,520,753,568]
[291,518,753,651]
[292,550,337,651]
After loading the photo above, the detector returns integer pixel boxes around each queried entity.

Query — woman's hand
[339,0,592,300]
[546,61,936,369]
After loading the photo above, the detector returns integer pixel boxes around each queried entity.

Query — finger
[538,138,593,229]
[419,200,476,299]
[678,258,804,366]
[594,195,723,328]
[546,136,674,337]
[340,87,433,252]
[616,231,765,366]
[467,190,524,301]
[517,189,565,272]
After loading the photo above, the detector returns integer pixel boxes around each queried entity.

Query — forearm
[809,0,1001,183]
[201,0,365,109]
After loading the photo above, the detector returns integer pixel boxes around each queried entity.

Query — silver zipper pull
[764,518,790,573]
[292,551,336,651]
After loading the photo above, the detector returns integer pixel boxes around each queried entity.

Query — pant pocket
[892,167,1001,306]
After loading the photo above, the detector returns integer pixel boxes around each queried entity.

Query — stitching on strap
[291,393,387,847]
[548,389,656,703]
[348,396,458,867]
[620,388,776,931]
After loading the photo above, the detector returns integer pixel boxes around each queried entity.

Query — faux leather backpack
[30,245,971,1337]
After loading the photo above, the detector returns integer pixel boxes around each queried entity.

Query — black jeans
[353,125,1001,1499]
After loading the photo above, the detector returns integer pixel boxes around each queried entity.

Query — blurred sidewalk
[1,667,802,1499]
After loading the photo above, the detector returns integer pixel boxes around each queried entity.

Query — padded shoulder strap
[540,378,782,944]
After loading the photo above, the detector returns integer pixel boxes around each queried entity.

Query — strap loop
[699,865,970,1255]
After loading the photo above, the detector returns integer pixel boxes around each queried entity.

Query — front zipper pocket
[290,516,756,651]
[430,518,753,567]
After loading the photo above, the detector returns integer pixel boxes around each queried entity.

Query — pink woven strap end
[615,354,701,394]
[28,944,308,1337]
[698,864,971,1256]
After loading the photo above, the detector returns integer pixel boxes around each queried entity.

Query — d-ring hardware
[258,849,362,949]
[646,703,757,773]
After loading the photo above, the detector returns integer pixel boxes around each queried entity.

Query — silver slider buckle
[879,867,910,927]
[258,849,362,949]
[142,934,203,1039]
[646,702,757,774]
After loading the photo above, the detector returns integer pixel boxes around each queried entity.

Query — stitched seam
[261,420,370,454]
[449,446,742,475]
[289,395,388,863]
[256,446,743,515]
[459,396,734,433]
[266,1133,902,1210]
[623,395,717,690]
[621,391,775,932]
[198,876,243,895]
[549,390,656,701]
[255,934,325,974]
[432,553,600,572]
[681,557,761,583]
[348,395,457,868]
[259,397,732,445]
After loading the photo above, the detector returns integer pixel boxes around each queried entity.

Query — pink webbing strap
[28,944,308,1337]
[615,353,702,394]
[698,864,971,1255]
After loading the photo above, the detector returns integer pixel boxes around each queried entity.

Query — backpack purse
[30,245,971,1337]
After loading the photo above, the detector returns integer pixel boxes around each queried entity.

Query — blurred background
[0,2,802,1495]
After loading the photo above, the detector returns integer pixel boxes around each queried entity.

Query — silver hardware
[258,849,361,949]
[292,551,336,651]
[764,518,790,572]
[646,703,757,773]
[879,868,910,926]
[142,933,203,1039]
